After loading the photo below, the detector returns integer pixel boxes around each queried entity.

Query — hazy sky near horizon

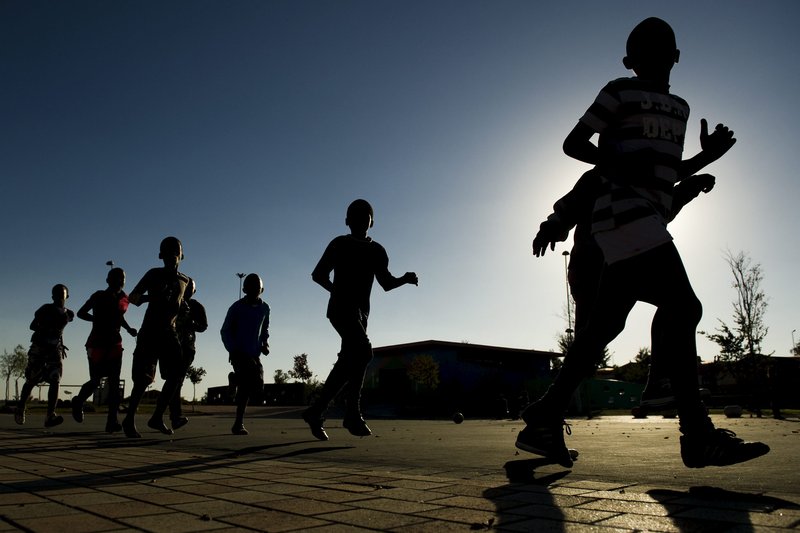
[2,1,799,403]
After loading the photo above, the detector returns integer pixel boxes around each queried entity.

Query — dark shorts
[87,347,123,381]
[132,327,182,384]
[230,354,264,391]
[25,343,63,385]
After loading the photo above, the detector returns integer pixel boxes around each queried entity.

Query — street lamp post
[236,273,245,299]
[562,250,573,343]
[793,329,797,354]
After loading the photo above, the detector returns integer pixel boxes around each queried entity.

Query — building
[363,340,555,418]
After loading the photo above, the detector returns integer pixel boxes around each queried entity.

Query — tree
[406,354,440,391]
[1,345,27,401]
[273,369,289,384]
[793,341,800,357]
[634,346,651,365]
[702,250,771,414]
[185,365,207,408]
[704,250,770,361]
[288,353,313,383]
[616,347,651,384]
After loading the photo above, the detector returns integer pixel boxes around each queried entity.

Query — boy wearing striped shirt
[517,17,769,469]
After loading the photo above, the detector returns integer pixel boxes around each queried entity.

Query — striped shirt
[580,77,689,263]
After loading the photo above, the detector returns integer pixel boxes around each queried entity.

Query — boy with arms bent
[15,284,74,428]
[303,199,418,441]
[124,237,190,438]
[72,267,138,433]
[517,18,768,468]
[220,273,269,436]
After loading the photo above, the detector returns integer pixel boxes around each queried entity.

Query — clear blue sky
[2,1,799,403]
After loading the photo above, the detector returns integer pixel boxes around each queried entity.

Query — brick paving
[1,412,799,532]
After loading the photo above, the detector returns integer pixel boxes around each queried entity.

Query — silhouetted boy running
[15,284,74,428]
[72,267,138,433]
[221,273,269,435]
[303,199,418,441]
[533,168,717,410]
[517,17,769,469]
[123,236,190,438]
[170,277,207,430]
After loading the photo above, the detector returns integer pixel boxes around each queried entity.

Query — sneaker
[515,421,574,468]
[231,423,249,435]
[640,378,676,410]
[171,416,189,430]
[147,417,174,435]
[14,406,25,425]
[44,414,64,428]
[680,428,770,468]
[72,397,85,423]
[343,416,372,437]
[122,418,141,438]
[302,409,329,441]
[105,420,123,434]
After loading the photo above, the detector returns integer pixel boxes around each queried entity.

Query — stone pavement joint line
[1,421,799,532]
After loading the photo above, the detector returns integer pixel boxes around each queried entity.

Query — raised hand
[700,118,736,162]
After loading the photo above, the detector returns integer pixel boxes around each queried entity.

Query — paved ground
[1,408,799,532]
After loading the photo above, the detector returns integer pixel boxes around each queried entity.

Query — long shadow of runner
[0,428,325,456]
[1,432,355,495]
[479,458,571,531]
[648,486,800,533]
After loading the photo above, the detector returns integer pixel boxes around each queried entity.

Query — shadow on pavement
[648,485,800,533]
[477,458,572,531]
[1,429,354,496]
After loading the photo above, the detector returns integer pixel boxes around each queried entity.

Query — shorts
[87,346,123,382]
[230,353,264,391]
[88,344,123,364]
[25,343,63,385]
[132,327,182,384]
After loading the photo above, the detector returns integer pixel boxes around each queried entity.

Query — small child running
[15,284,74,428]
[302,199,418,441]
[124,236,190,438]
[220,273,270,435]
[72,267,138,433]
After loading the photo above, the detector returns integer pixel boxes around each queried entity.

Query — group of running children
[13,18,770,469]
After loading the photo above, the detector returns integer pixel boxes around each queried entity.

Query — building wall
[365,342,552,417]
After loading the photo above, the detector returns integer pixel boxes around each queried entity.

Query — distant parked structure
[364,340,554,418]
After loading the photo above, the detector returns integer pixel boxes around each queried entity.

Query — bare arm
[375,249,418,291]
[375,269,418,291]
[679,119,736,178]
[311,270,334,293]
[77,297,94,322]
[311,244,335,292]
[670,173,715,221]
[563,122,600,165]
[121,318,138,337]
[127,272,149,306]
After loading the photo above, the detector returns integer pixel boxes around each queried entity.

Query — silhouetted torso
[313,235,389,319]
[129,267,189,330]
[30,303,72,346]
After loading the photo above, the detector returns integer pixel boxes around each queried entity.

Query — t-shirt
[129,267,190,330]
[312,235,390,319]
[579,76,689,263]
[83,289,129,349]
[30,303,73,346]
[220,298,270,358]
